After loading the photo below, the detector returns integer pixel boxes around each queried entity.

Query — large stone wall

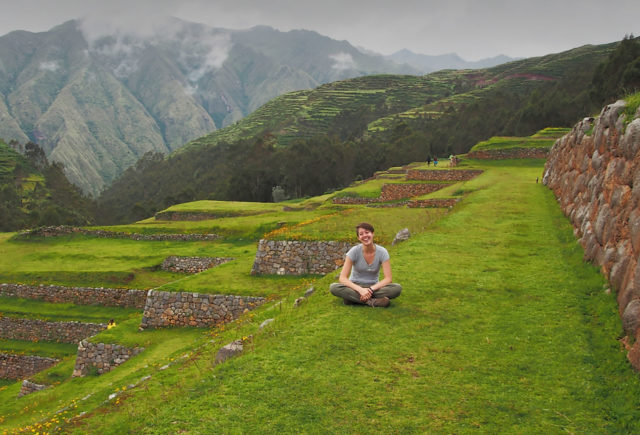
[0,283,147,308]
[251,240,351,275]
[466,148,549,159]
[72,340,144,377]
[543,99,640,368]
[0,354,59,380]
[139,290,266,329]
[406,169,483,181]
[0,317,106,343]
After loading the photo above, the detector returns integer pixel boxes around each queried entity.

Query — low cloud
[330,52,356,71]
[78,14,231,81]
[39,61,60,72]
[179,31,232,82]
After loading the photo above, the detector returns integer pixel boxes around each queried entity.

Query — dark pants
[330,282,402,304]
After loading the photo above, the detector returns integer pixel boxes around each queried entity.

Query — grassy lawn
[3,158,634,433]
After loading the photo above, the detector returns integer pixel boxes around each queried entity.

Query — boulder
[392,228,411,246]
[215,340,243,364]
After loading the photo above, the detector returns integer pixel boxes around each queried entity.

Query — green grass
[0,339,78,359]
[469,127,570,153]
[530,127,571,138]
[0,234,232,289]
[3,158,640,433]
[623,91,640,130]
[0,297,140,323]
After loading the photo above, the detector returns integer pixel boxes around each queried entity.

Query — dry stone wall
[408,198,460,208]
[0,317,106,343]
[406,169,483,181]
[379,183,448,201]
[543,99,640,369]
[18,380,49,397]
[0,354,58,380]
[332,197,378,205]
[0,283,147,308]
[139,290,266,329]
[467,148,549,159]
[72,340,144,377]
[19,226,219,241]
[155,211,218,221]
[161,256,233,273]
[251,240,351,275]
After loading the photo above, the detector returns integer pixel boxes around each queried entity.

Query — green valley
[2,151,640,432]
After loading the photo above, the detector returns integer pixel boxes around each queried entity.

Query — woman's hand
[357,286,373,302]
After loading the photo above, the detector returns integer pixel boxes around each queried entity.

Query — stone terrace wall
[379,183,447,201]
[18,380,49,397]
[0,317,106,344]
[406,169,483,181]
[161,256,234,273]
[251,240,351,275]
[19,226,219,241]
[0,283,147,309]
[139,290,266,329]
[0,354,58,380]
[332,197,378,205]
[155,211,218,221]
[467,148,549,159]
[72,340,144,377]
[408,198,460,208]
[543,100,640,368]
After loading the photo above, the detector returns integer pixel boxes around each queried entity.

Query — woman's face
[357,228,374,245]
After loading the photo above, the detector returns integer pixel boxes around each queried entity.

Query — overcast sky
[0,0,638,61]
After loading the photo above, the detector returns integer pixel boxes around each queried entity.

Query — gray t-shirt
[347,244,390,286]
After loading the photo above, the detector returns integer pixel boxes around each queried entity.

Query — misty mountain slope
[37,65,167,191]
[0,19,419,195]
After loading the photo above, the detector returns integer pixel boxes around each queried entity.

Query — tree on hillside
[591,35,640,105]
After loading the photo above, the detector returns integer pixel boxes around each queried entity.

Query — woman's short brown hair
[355,222,375,236]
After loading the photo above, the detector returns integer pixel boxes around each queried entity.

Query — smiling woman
[329,222,402,307]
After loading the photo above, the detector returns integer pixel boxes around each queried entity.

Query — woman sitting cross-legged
[330,222,402,307]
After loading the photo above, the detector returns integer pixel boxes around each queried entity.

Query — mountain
[387,49,517,73]
[97,41,620,224]
[0,19,418,196]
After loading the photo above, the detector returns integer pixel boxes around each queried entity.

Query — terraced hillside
[184,42,615,153]
[3,146,640,432]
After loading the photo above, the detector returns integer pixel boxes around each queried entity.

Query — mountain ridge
[387,48,517,73]
[0,19,421,195]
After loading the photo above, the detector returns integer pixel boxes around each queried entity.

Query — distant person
[107,319,116,329]
[330,222,402,307]
[426,156,432,166]
[434,156,439,167]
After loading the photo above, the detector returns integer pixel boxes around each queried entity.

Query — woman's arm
[371,260,392,292]
[339,257,373,301]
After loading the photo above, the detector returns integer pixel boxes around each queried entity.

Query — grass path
[53,161,640,432]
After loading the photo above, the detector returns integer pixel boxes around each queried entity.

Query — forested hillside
[97,37,640,224]
[0,140,94,231]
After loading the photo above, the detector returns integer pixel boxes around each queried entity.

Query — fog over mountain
[0,18,422,195]
[387,49,518,73]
